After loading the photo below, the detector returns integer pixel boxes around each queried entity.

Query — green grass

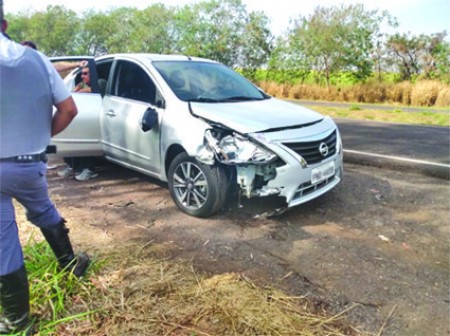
[1,237,101,336]
[349,104,361,111]
[308,105,450,126]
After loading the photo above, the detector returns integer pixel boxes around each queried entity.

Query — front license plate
[311,161,335,185]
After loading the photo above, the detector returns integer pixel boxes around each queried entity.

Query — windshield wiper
[221,96,263,102]
[189,97,221,103]
[189,96,264,103]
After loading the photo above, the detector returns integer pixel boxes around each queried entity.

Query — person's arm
[53,60,88,73]
[73,82,82,92]
[51,96,77,136]
[73,80,92,93]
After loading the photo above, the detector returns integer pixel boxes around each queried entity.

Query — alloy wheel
[172,161,209,210]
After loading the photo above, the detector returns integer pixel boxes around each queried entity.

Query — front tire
[167,152,228,218]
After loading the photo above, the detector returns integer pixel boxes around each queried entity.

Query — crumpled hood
[191,98,323,133]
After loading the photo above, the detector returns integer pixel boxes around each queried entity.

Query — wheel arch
[163,144,186,181]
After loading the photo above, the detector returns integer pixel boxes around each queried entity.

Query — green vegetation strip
[309,105,450,127]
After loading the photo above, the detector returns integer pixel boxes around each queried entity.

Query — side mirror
[141,107,158,132]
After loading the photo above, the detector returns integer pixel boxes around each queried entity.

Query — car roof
[96,53,217,64]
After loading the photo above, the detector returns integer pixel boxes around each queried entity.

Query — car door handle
[106,109,117,117]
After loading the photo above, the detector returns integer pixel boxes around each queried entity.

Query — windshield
[152,60,268,103]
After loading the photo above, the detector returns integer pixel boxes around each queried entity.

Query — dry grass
[290,84,337,101]
[385,82,412,105]
[346,84,387,103]
[12,203,366,336]
[55,245,366,335]
[411,80,446,106]
[258,80,450,108]
[435,86,450,107]
[259,81,290,98]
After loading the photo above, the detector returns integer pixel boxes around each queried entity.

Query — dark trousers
[0,161,61,275]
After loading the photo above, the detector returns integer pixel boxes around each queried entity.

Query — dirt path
[47,158,450,336]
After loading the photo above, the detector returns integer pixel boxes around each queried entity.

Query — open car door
[50,56,104,158]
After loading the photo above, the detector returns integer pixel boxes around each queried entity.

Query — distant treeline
[8,0,450,105]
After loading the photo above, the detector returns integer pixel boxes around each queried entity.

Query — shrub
[386,82,412,105]
[363,83,388,103]
[435,87,450,108]
[349,104,361,111]
[411,80,447,107]
[258,81,281,97]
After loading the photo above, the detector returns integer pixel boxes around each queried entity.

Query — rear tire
[167,152,228,217]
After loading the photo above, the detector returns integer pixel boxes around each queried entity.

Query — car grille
[293,174,336,200]
[282,130,336,165]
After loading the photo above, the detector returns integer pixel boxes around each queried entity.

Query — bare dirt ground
[45,157,449,336]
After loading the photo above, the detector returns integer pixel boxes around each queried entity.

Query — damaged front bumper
[196,117,344,211]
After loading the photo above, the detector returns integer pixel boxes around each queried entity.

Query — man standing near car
[0,1,90,334]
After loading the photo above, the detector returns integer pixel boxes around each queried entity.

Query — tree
[267,34,312,84]
[169,4,199,56]
[127,4,176,54]
[26,6,80,56]
[238,11,273,80]
[284,4,393,88]
[77,10,116,55]
[182,0,247,66]
[430,34,450,83]
[6,12,31,43]
[386,31,450,82]
[169,0,272,70]
[102,7,140,54]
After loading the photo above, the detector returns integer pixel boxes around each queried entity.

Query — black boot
[0,265,34,335]
[40,219,90,277]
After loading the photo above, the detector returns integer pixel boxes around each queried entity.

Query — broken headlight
[200,129,277,165]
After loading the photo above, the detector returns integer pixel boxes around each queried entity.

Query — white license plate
[311,161,335,185]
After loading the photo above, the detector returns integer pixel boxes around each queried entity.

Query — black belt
[0,152,47,163]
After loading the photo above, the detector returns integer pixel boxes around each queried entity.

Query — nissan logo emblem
[319,142,329,157]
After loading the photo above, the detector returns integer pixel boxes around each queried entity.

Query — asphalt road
[334,118,450,179]
[293,100,450,179]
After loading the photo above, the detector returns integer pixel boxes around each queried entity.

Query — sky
[4,0,449,37]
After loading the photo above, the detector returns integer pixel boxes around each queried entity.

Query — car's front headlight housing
[336,130,343,154]
[197,129,277,165]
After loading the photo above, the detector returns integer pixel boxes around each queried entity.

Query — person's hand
[78,60,88,68]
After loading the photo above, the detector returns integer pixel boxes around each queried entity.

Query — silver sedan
[51,54,343,217]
